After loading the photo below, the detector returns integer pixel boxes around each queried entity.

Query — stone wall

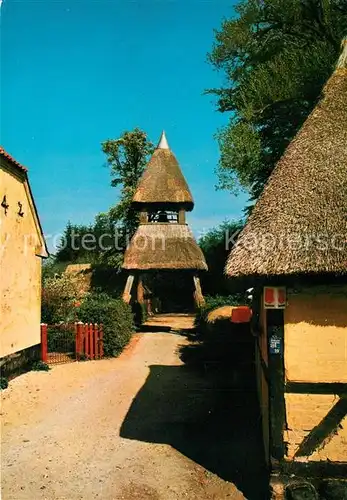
[0,344,41,379]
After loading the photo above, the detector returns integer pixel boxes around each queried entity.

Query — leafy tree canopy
[55,128,154,267]
[208,0,347,201]
[199,219,244,295]
[102,127,154,235]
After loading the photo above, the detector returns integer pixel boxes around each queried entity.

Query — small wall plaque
[269,334,282,354]
[264,286,286,309]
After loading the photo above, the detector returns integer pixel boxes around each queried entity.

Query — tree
[199,220,244,295]
[208,0,347,202]
[102,128,154,236]
[55,221,94,263]
[54,128,154,267]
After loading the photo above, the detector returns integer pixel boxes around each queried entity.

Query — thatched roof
[132,132,194,211]
[64,264,92,294]
[122,224,207,270]
[65,263,92,274]
[226,40,347,278]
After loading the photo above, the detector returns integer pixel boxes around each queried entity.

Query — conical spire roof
[157,130,169,149]
[132,131,194,211]
[226,39,347,278]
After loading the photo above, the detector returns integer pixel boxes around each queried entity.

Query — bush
[42,274,82,324]
[31,361,50,371]
[182,294,252,372]
[78,293,134,357]
[0,377,9,390]
[195,294,244,336]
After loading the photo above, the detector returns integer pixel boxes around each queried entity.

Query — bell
[157,211,168,222]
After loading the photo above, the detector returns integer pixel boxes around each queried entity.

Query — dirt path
[1,325,267,500]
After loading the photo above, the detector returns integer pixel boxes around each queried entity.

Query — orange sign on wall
[264,287,286,309]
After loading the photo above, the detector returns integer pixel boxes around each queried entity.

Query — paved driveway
[1,328,267,500]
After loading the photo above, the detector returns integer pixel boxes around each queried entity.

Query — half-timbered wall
[284,287,347,462]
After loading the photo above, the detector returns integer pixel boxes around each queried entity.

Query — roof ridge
[0,146,28,173]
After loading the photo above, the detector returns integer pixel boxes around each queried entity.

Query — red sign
[264,287,286,309]
[230,306,252,323]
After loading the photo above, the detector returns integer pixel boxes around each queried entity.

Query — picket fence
[41,322,104,365]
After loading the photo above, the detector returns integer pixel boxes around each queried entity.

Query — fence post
[41,323,48,363]
[94,324,99,359]
[76,322,83,361]
[89,324,94,360]
[99,323,104,358]
[85,322,89,359]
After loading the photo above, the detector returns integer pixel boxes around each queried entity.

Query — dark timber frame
[266,308,286,461]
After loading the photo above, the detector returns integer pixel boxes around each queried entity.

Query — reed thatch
[122,224,207,270]
[132,148,194,211]
[64,264,92,294]
[226,40,347,278]
[65,263,92,274]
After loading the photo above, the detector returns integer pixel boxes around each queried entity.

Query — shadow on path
[120,335,269,500]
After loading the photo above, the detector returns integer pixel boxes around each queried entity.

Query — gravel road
[1,330,255,500]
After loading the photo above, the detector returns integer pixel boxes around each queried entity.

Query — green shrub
[42,274,82,324]
[31,361,50,371]
[195,294,244,336]
[0,377,9,390]
[78,293,134,357]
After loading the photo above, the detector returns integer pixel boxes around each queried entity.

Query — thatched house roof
[226,40,347,278]
[64,263,92,294]
[132,132,194,211]
[122,224,207,270]
[65,263,92,274]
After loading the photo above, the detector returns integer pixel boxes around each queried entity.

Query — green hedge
[195,294,244,336]
[78,293,134,357]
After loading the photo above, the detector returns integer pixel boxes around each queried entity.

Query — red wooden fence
[76,322,104,361]
[41,322,104,364]
[41,323,48,363]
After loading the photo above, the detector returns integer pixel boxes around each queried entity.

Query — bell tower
[122,131,207,310]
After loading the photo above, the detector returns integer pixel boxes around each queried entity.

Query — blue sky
[1,0,247,250]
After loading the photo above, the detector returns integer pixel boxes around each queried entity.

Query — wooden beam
[285,382,347,395]
[193,275,205,307]
[140,211,148,223]
[137,274,145,304]
[178,209,186,224]
[267,308,286,460]
[122,274,134,304]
